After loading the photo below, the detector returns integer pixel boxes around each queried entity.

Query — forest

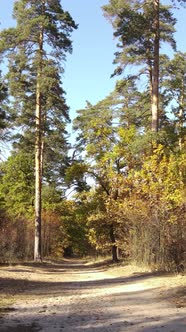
[0,0,186,272]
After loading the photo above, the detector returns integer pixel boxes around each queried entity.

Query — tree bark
[34,78,42,262]
[178,79,184,150]
[151,0,159,133]
[109,223,118,263]
[34,26,44,262]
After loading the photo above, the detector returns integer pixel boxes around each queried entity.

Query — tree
[151,0,160,132]
[73,93,143,262]
[0,152,75,261]
[0,151,34,218]
[0,0,77,261]
[73,102,116,261]
[0,152,35,261]
[102,0,176,132]
[128,144,186,268]
[163,52,186,150]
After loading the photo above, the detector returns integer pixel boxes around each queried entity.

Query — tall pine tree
[0,0,77,261]
[102,0,176,132]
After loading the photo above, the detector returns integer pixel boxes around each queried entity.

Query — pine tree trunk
[178,80,184,150]
[34,27,44,262]
[151,0,159,133]
[148,58,153,107]
[34,81,42,262]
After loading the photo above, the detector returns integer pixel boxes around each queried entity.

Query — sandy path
[0,260,185,332]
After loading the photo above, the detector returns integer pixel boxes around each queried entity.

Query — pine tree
[0,0,77,261]
[151,0,160,132]
[163,52,186,150]
[102,0,176,132]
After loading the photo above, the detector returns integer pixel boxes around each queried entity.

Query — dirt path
[0,259,185,332]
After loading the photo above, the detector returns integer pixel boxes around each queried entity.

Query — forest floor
[0,259,186,332]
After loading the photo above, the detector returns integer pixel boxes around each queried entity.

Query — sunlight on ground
[120,282,154,292]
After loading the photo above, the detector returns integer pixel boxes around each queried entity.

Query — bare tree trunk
[109,223,118,263]
[178,80,184,150]
[34,79,42,262]
[151,0,159,133]
[34,27,44,262]
[148,58,153,106]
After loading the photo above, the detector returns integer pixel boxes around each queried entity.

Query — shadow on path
[0,259,185,332]
[0,259,167,297]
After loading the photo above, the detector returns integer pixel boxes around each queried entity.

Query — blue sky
[1,0,117,120]
[1,0,186,125]
[61,0,117,120]
[61,0,186,121]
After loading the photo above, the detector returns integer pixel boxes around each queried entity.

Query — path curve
[0,259,185,331]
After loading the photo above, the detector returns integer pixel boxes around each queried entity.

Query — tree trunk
[151,0,159,133]
[109,223,118,263]
[34,27,44,262]
[34,80,42,262]
[178,79,184,150]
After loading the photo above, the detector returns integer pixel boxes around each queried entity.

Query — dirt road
[0,259,185,332]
